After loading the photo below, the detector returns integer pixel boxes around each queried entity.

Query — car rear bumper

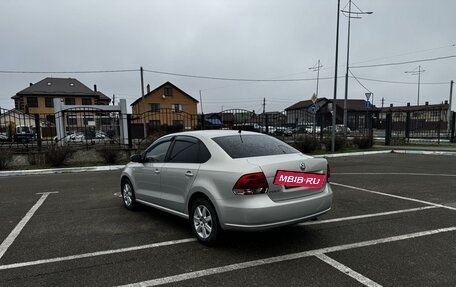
[216,183,333,231]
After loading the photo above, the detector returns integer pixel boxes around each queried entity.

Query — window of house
[172,104,183,112]
[149,103,160,112]
[46,115,56,125]
[164,87,173,96]
[45,97,54,108]
[27,97,38,107]
[173,120,184,127]
[83,116,95,125]
[67,115,77,126]
[82,98,92,105]
[65,98,76,105]
[149,120,161,129]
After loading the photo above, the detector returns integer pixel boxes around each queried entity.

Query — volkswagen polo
[120,130,332,244]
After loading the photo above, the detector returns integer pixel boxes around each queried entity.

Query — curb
[0,165,125,177]
[315,150,393,158]
[1,150,455,177]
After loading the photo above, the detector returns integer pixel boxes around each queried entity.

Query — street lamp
[405,65,425,106]
[331,0,341,153]
[342,0,373,134]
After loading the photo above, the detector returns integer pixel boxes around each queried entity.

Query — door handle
[185,171,194,177]
[154,169,160,174]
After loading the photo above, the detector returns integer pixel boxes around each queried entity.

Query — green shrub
[324,136,347,152]
[45,145,74,167]
[294,135,320,154]
[97,147,119,164]
[0,150,13,170]
[353,136,373,149]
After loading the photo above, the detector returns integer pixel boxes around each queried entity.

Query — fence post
[201,113,205,130]
[385,112,392,146]
[405,111,410,141]
[34,114,42,150]
[451,111,455,143]
[127,114,132,149]
[265,114,269,134]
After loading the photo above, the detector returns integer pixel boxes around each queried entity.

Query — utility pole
[342,0,373,133]
[309,60,323,97]
[140,66,146,137]
[381,97,385,109]
[263,98,266,114]
[405,65,425,106]
[199,90,204,114]
[140,67,145,110]
[112,94,115,106]
[332,0,341,153]
[448,80,454,134]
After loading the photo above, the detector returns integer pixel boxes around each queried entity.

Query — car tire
[121,179,138,210]
[190,198,221,245]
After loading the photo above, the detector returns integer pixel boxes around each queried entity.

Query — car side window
[168,138,199,163]
[166,136,211,163]
[144,140,172,163]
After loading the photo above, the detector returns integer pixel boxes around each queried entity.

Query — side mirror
[130,154,142,163]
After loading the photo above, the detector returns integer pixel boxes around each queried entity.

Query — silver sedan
[120,130,332,244]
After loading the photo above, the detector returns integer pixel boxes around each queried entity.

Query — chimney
[444,100,448,105]
[94,84,97,92]
[29,83,33,86]
[390,104,393,107]
[425,101,429,106]
[407,103,410,107]
[147,84,150,93]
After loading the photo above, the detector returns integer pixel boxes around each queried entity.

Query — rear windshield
[212,134,299,159]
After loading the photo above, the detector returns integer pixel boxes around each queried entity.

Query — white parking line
[0,192,58,260]
[0,238,196,270]
[115,227,456,287]
[316,254,382,287]
[299,206,438,226]
[332,182,456,211]
[0,205,442,271]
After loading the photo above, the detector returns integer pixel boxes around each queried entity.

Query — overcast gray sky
[1,0,455,113]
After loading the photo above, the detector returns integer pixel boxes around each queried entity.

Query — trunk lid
[246,154,328,202]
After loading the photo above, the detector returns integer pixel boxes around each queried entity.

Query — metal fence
[0,107,123,149]
[381,108,455,145]
[1,106,454,150]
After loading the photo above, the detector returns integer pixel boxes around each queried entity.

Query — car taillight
[327,163,331,179]
[233,172,269,195]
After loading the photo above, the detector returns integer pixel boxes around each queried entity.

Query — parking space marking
[315,254,382,287]
[0,192,58,260]
[115,226,456,287]
[0,238,196,270]
[299,206,438,226]
[332,182,456,211]
[0,205,443,271]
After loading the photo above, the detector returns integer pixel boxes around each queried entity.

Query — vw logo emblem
[299,162,306,170]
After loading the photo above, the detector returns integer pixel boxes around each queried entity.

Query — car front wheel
[121,179,138,210]
[190,198,220,244]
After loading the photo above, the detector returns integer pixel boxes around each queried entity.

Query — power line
[143,69,335,82]
[348,69,372,93]
[350,43,456,66]
[350,76,448,85]
[350,55,456,69]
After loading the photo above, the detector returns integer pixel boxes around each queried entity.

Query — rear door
[160,136,210,213]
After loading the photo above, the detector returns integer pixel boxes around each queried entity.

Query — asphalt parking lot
[0,153,455,286]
